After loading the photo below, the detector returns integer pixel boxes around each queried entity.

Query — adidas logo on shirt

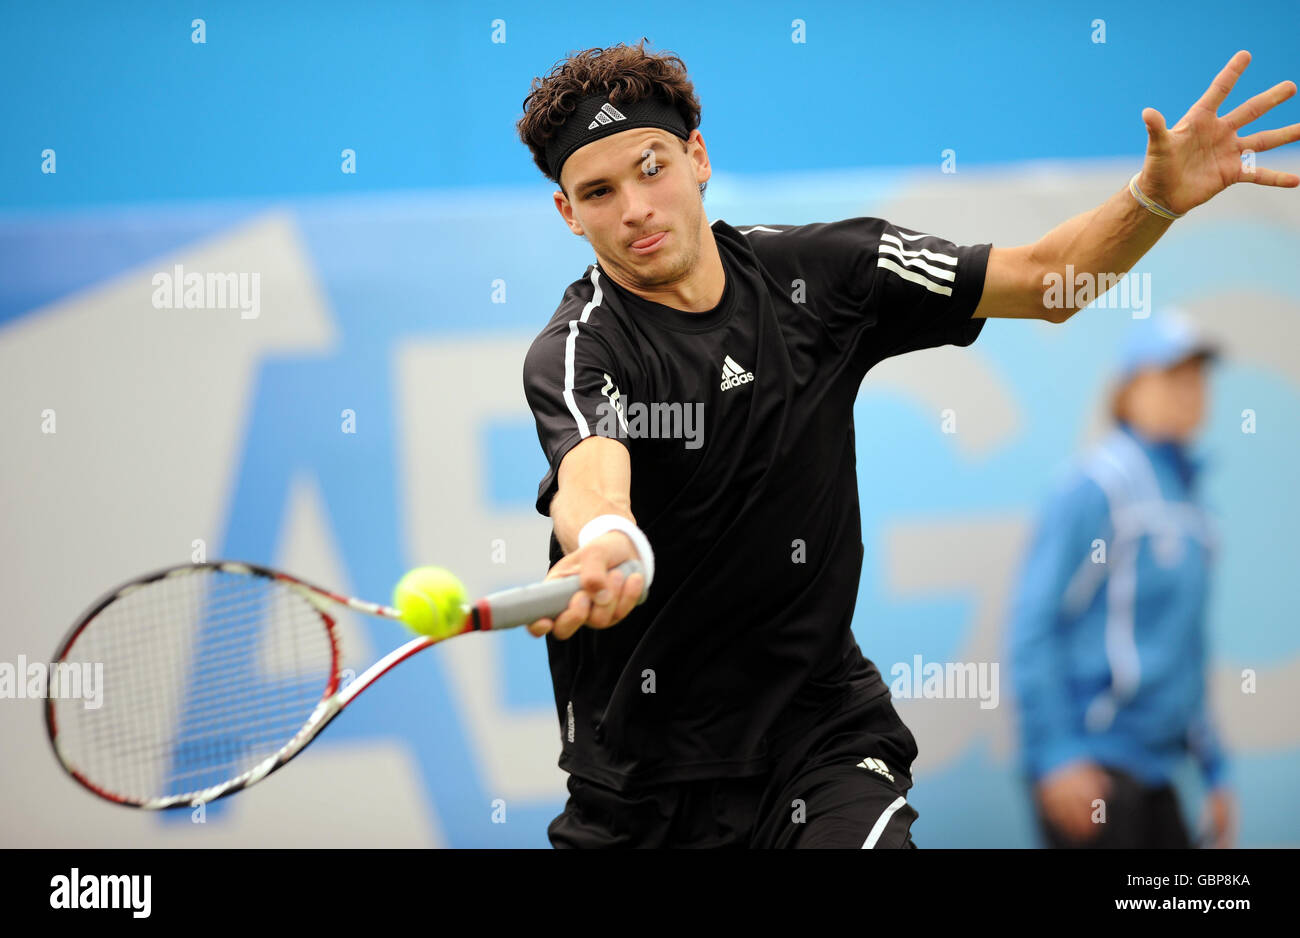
[856,757,895,782]
[720,354,754,391]
[587,102,626,130]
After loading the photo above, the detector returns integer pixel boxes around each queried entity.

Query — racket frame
[44,560,490,810]
[46,556,642,810]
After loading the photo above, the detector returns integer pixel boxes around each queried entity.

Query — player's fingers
[553,591,592,640]
[627,571,646,603]
[552,604,582,640]
[573,588,593,623]
[1239,120,1300,156]
[527,618,553,638]
[586,570,624,629]
[1236,164,1300,188]
[545,556,581,581]
[578,549,610,599]
[610,572,644,623]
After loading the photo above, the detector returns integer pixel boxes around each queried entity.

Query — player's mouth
[629,231,668,255]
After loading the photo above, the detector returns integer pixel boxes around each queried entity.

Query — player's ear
[553,189,583,236]
[684,130,710,182]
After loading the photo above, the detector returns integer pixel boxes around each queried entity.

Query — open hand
[1138,50,1299,215]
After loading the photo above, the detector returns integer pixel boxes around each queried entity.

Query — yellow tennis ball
[393,566,468,639]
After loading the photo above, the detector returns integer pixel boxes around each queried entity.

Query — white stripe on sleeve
[879,232,958,266]
[862,795,908,848]
[560,269,608,439]
[875,257,954,296]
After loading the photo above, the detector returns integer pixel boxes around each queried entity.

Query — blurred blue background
[1,0,1297,847]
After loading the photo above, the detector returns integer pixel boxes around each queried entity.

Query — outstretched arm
[974,50,1300,322]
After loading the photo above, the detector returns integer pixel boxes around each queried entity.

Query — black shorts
[548,694,920,848]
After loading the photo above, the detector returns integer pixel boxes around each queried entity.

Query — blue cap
[1115,308,1219,386]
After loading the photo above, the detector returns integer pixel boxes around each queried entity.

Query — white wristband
[577,514,655,591]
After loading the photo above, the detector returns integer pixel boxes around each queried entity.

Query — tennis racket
[45,558,644,810]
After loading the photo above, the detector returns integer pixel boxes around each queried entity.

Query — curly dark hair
[516,38,705,199]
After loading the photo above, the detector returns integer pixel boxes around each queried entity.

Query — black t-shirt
[522,216,991,791]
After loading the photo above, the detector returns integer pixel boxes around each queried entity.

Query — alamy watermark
[0,656,103,709]
[889,654,999,710]
[595,374,704,450]
[151,264,260,319]
[1042,265,1151,319]
[50,869,150,918]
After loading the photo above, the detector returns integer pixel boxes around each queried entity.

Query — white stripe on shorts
[861,796,908,848]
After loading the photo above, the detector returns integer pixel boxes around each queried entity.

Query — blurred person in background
[1008,310,1234,848]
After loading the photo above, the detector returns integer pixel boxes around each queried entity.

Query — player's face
[556,129,711,290]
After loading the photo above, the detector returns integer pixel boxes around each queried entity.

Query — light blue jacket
[1008,421,1228,790]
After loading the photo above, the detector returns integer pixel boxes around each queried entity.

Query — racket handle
[479,559,647,630]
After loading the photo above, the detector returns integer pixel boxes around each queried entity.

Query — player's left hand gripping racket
[45,559,644,809]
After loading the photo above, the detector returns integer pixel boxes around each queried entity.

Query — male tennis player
[515,40,1298,848]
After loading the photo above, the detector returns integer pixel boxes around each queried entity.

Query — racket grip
[480,559,646,630]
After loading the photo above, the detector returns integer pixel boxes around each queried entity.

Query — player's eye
[585,164,662,200]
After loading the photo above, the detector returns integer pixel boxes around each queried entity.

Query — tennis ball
[393,566,468,639]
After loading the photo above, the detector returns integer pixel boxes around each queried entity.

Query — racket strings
[51,568,336,805]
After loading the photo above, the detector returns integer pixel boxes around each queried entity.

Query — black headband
[544,92,689,185]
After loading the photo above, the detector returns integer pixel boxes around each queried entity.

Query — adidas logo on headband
[545,92,687,182]
[587,102,627,130]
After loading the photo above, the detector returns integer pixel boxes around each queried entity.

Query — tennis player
[515,40,1298,848]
